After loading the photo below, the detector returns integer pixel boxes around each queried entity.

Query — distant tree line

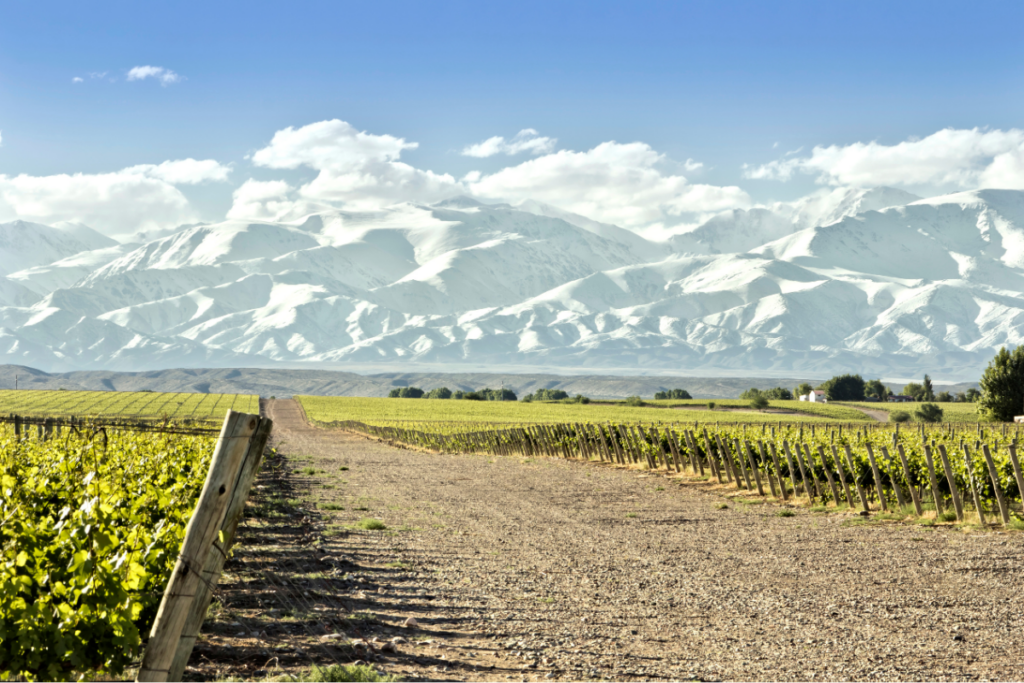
[387,386,517,401]
[653,388,692,400]
[521,388,590,404]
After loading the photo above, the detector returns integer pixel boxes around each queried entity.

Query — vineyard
[0,390,258,423]
[296,396,872,428]
[328,416,1024,528]
[0,422,215,680]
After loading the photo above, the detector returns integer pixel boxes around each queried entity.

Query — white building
[799,390,827,403]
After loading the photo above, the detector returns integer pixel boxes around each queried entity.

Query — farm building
[799,390,827,403]
[888,395,914,403]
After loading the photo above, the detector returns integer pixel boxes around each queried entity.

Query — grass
[295,466,318,476]
[836,401,982,422]
[938,510,958,522]
[339,466,349,471]
[716,503,729,509]
[322,503,345,511]
[1009,518,1024,531]
[355,518,387,530]
[296,664,398,682]
[776,509,796,517]
[625,512,637,518]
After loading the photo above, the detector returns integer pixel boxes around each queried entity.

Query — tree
[654,388,692,400]
[739,388,763,400]
[750,394,770,411]
[922,374,936,401]
[453,390,466,399]
[915,403,944,423]
[902,382,925,401]
[935,391,952,403]
[978,346,1024,421]
[795,383,813,399]
[890,410,912,423]
[707,401,716,410]
[389,387,424,398]
[819,374,866,401]
[625,396,644,406]
[526,388,569,402]
[965,387,981,402]
[864,379,886,401]
[426,387,452,399]
[763,387,793,400]
[463,391,484,401]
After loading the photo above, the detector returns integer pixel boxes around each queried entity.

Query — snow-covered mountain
[1,188,1022,380]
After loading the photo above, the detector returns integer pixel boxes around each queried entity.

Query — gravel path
[193,399,1024,682]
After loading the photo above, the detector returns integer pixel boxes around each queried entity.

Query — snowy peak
[2,188,1023,379]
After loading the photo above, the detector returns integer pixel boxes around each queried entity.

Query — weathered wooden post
[137,411,270,682]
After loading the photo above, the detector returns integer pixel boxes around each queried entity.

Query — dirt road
[191,399,1024,682]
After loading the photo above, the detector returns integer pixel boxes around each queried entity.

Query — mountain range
[2,186,1022,381]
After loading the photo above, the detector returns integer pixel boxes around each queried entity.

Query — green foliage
[739,387,762,400]
[0,389,257,423]
[864,379,887,400]
[890,410,912,423]
[965,387,981,402]
[301,664,399,682]
[750,394,770,411]
[706,401,716,410]
[795,382,813,399]
[461,387,517,401]
[0,425,213,680]
[819,374,866,401]
[902,382,925,401]
[653,388,692,400]
[763,387,794,400]
[922,374,936,401]
[915,403,944,423]
[387,387,424,398]
[355,518,387,530]
[426,387,452,399]
[935,391,952,403]
[624,395,645,407]
[978,346,1024,422]
[525,388,569,401]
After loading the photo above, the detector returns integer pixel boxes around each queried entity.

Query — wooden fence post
[167,416,274,681]
[136,411,263,682]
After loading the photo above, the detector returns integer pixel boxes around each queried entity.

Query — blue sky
[2,0,1024,236]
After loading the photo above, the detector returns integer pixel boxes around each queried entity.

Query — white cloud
[466,141,750,227]
[126,66,182,86]
[226,179,318,222]
[744,127,1024,190]
[123,158,232,184]
[461,129,556,158]
[72,77,84,83]
[0,159,230,235]
[683,158,704,172]
[248,119,460,211]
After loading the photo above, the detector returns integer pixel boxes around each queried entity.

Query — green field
[297,395,878,429]
[836,401,982,422]
[0,389,259,421]
[645,398,872,421]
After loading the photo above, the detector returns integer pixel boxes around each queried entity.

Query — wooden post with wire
[136,410,273,682]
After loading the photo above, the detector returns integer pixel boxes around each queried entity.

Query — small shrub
[776,509,796,517]
[339,465,349,471]
[707,401,716,410]
[716,503,728,509]
[890,410,912,423]
[915,403,944,423]
[624,395,645,407]
[939,510,958,522]
[625,512,638,518]
[1008,518,1024,531]
[356,518,387,530]
[750,395,770,411]
[300,663,398,682]
[296,466,318,475]
[322,503,345,511]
